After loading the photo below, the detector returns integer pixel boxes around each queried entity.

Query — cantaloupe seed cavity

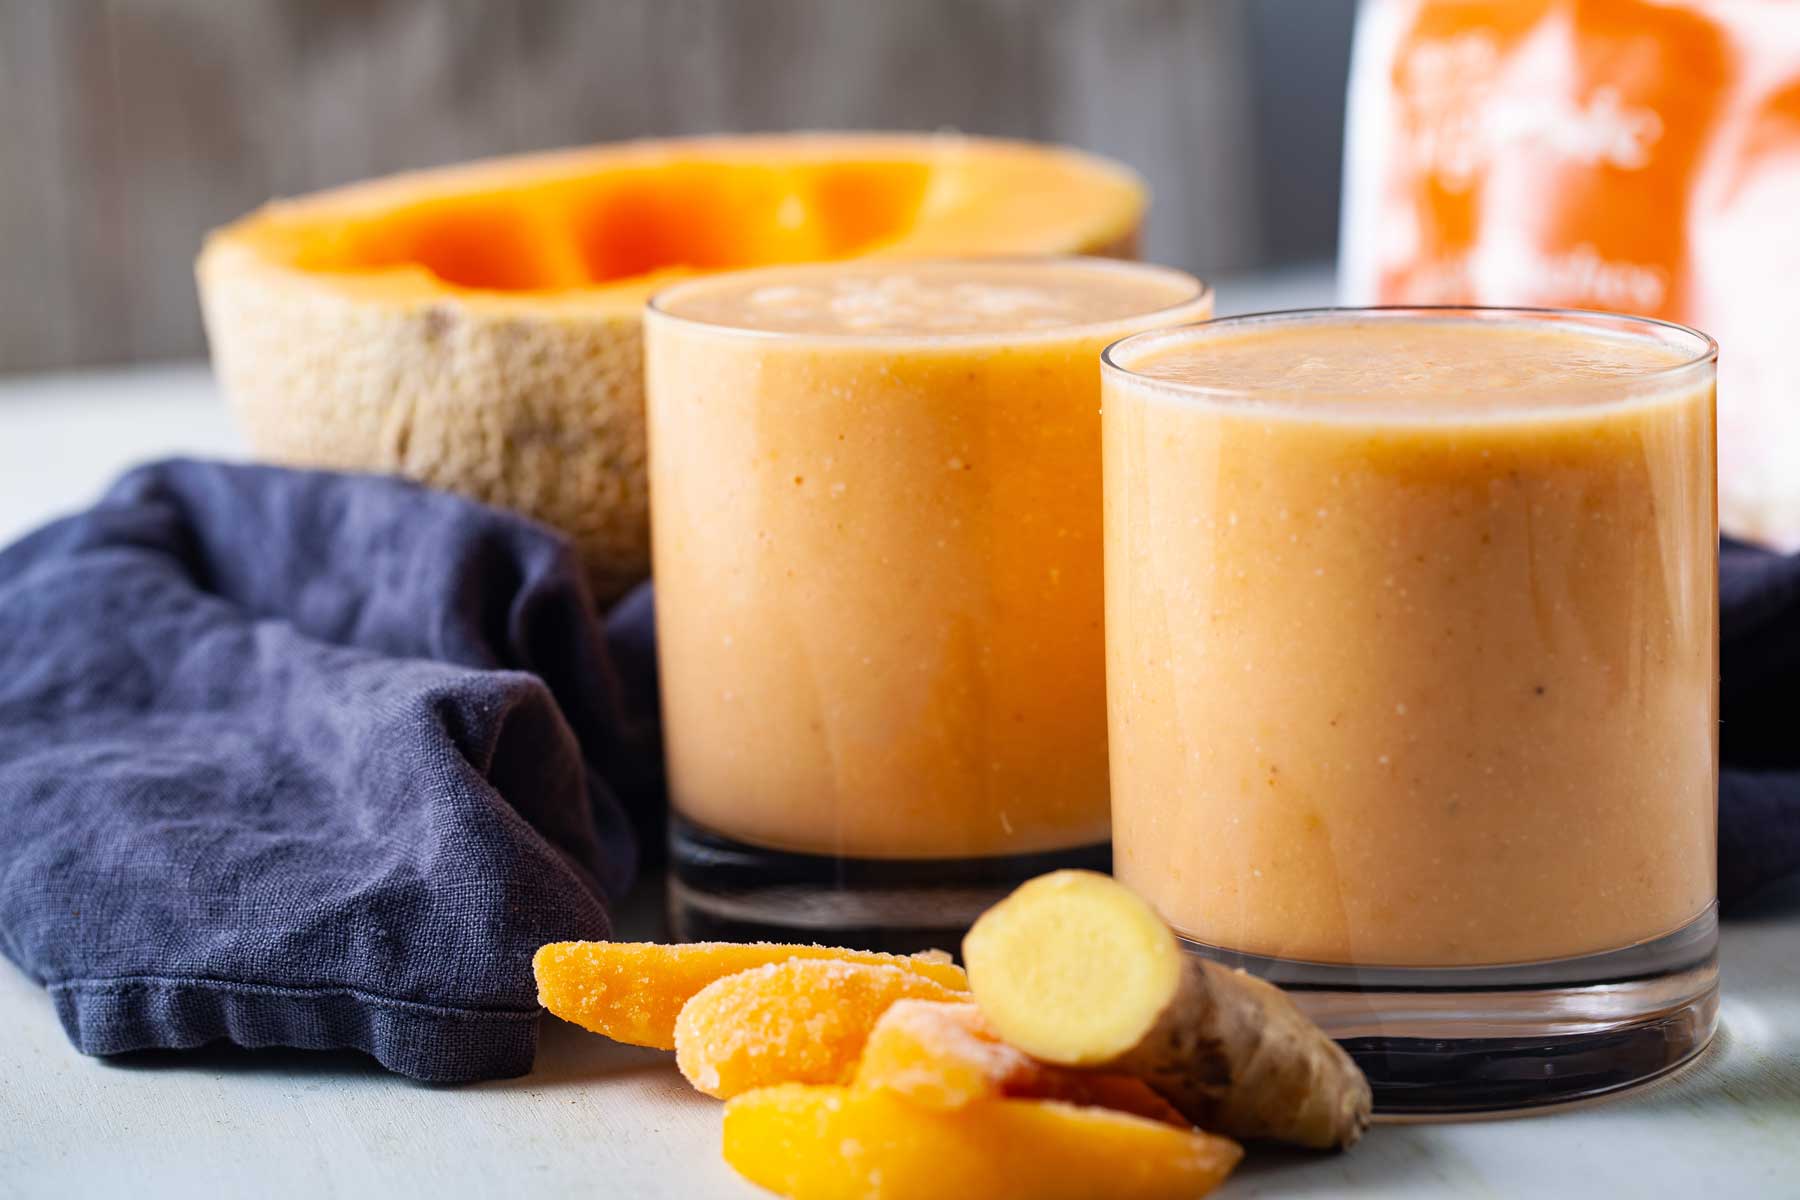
[301,161,933,293]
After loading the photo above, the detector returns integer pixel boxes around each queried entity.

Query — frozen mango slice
[532,941,965,1049]
[853,1000,1032,1109]
[722,1084,1243,1200]
[675,958,963,1099]
[853,999,1187,1126]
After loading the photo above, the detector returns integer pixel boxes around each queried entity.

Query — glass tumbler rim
[1100,304,1719,422]
[644,255,1213,349]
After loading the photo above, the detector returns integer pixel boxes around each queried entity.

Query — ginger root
[532,940,965,1050]
[853,999,1187,1127]
[722,1084,1242,1200]
[674,958,963,1098]
[963,869,1372,1150]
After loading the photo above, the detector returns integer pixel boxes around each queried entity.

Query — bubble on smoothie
[1129,317,1699,413]
[667,261,1202,337]
[746,284,814,311]
[823,277,1068,332]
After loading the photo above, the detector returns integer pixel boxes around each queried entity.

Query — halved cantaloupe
[197,133,1147,600]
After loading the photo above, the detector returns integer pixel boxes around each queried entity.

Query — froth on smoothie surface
[1124,317,1704,414]
[655,261,1202,337]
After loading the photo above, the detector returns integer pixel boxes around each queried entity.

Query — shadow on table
[1623,1007,1800,1120]
[479,1015,677,1093]
[102,1040,388,1080]
[99,1013,675,1091]
[1229,1012,1787,1195]
[1227,1128,1476,1197]
[1630,874,1800,1119]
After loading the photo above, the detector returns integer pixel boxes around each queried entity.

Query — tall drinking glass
[1101,307,1718,1112]
[647,258,1212,950]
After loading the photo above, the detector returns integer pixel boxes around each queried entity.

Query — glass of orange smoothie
[1102,307,1718,1113]
[645,258,1211,948]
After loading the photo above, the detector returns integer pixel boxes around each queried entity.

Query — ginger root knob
[963,869,1372,1150]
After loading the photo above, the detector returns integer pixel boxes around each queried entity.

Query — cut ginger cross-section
[532,940,964,1051]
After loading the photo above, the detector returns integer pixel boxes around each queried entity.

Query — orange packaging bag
[1341,0,1800,544]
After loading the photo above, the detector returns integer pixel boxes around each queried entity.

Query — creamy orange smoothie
[1102,310,1717,967]
[646,259,1210,860]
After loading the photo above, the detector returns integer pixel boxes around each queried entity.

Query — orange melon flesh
[279,159,939,294]
[198,135,1146,600]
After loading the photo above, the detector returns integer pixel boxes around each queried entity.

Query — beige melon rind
[199,243,650,604]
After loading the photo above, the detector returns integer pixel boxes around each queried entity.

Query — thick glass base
[1182,906,1719,1115]
[668,814,1110,955]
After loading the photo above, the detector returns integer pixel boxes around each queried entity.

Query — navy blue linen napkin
[0,460,659,1082]
[1720,536,1800,907]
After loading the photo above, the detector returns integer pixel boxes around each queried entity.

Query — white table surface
[3,269,1798,1199]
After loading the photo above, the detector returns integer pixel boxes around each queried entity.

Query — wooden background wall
[0,0,1356,373]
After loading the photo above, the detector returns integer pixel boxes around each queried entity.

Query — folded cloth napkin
[1720,537,1800,907]
[0,460,659,1082]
